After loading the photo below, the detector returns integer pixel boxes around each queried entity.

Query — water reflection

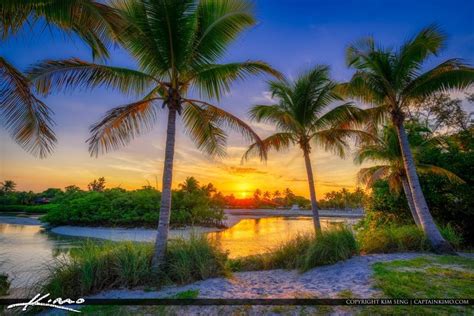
[0,223,81,288]
[0,216,356,288]
[208,216,355,258]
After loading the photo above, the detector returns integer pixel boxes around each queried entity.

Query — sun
[236,183,251,199]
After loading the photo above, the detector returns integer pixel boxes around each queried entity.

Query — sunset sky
[1,0,473,198]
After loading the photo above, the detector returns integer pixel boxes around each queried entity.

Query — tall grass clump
[358,224,464,254]
[358,225,428,254]
[42,236,229,297]
[230,227,358,272]
[164,234,229,284]
[43,241,154,297]
[302,227,358,271]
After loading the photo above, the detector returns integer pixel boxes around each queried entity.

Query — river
[0,214,358,289]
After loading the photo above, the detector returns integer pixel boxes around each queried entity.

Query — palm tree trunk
[401,176,421,228]
[303,149,322,233]
[394,122,455,254]
[151,107,177,271]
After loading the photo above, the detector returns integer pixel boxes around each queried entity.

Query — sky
[1,0,473,198]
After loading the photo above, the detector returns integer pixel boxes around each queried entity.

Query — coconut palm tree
[355,125,464,227]
[341,25,474,253]
[243,65,368,232]
[28,0,280,270]
[1,0,123,157]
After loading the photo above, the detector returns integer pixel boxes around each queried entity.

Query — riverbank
[0,209,361,242]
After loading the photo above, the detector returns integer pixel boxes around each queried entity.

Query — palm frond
[313,128,374,158]
[1,0,125,60]
[357,165,391,188]
[0,57,56,158]
[242,132,294,162]
[394,24,446,87]
[248,104,301,132]
[403,59,474,99]
[184,98,266,159]
[191,0,255,65]
[311,103,366,131]
[87,97,161,156]
[27,59,156,96]
[417,164,465,184]
[189,61,282,99]
[181,101,227,158]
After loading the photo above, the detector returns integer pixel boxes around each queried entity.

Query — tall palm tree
[243,65,367,232]
[28,0,280,270]
[342,25,474,253]
[355,125,464,227]
[1,0,123,157]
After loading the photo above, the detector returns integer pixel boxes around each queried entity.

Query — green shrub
[42,236,229,297]
[358,225,429,254]
[0,273,10,296]
[229,227,358,272]
[41,185,224,227]
[358,224,464,254]
[440,224,463,249]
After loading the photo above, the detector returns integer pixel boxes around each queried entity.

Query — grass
[42,235,229,297]
[229,226,358,272]
[357,225,463,254]
[362,255,474,314]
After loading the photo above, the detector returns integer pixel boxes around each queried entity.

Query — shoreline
[0,209,362,242]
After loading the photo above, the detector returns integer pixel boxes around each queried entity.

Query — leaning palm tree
[1,0,123,157]
[355,125,464,227]
[243,65,367,232]
[28,0,280,270]
[341,25,474,253]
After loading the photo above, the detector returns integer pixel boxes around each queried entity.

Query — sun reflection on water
[208,217,355,258]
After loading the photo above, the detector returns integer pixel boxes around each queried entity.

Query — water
[0,215,356,288]
[209,217,356,258]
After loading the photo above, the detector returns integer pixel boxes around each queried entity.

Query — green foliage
[362,127,474,246]
[42,236,229,297]
[357,224,463,254]
[318,187,366,209]
[358,225,429,254]
[0,273,10,296]
[41,188,161,226]
[41,178,224,227]
[229,227,358,272]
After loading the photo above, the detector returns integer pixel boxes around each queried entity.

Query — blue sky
[1,0,473,195]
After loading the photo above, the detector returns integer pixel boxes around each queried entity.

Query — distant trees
[318,188,367,210]
[88,177,106,192]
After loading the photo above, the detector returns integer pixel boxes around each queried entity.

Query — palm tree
[0,180,16,193]
[28,0,280,270]
[355,125,464,227]
[243,65,367,232]
[179,177,199,193]
[342,25,474,253]
[1,0,123,157]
